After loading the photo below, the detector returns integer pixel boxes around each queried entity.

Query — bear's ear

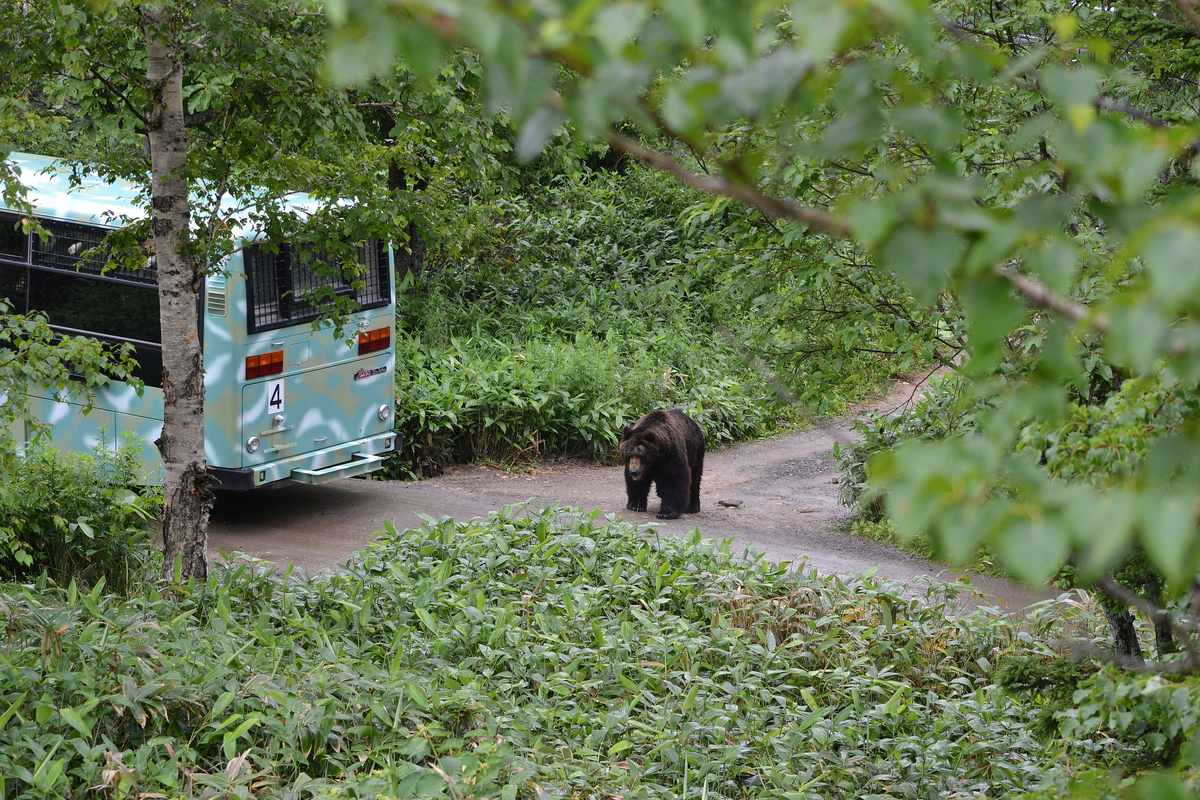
[621,426,633,441]
[641,430,656,444]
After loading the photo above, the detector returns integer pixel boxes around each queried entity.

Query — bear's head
[619,427,661,481]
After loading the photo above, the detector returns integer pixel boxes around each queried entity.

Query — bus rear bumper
[208,431,399,491]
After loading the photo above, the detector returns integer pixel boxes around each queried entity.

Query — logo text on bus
[354,366,389,381]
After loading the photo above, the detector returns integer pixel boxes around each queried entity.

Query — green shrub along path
[0,505,1124,798]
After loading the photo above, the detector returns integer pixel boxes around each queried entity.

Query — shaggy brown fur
[619,409,705,519]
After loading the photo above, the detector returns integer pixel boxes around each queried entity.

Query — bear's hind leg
[687,446,704,514]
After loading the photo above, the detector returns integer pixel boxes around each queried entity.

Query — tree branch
[1171,0,1200,37]
[1069,641,1196,673]
[997,267,1106,330]
[604,131,852,237]
[184,108,220,128]
[606,130,1109,343]
[84,68,148,126]
[1094,96,1168,129]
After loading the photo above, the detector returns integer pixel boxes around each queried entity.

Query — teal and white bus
[1,152,398,489]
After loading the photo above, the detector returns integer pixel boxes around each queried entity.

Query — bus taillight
[246,350,284,379]
[358,326,390,355]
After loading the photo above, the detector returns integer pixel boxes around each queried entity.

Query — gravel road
[209,378,1049,610]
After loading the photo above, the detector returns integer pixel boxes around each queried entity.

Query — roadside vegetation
[2,505,1179,799]
[0,442,160,596]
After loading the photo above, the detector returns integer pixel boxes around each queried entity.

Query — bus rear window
[244,239,389,333]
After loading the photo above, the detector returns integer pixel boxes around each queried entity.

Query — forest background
[3,0,1200,797]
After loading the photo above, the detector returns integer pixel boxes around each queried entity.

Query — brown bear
[619,409,705,520]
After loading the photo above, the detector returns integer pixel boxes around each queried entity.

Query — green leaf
[935,502,991,565]
[995,516,1069,585]
[891,105,963,152]
[326,13,400,86]
[607,739,634,757]
[960,274,1025,371]
[1041,64,1102,114]
[516,106,564,161]
[1068,490,1136,579]
[662,0,704,46]
[399,19,449,83]
[58,707,92,738]
[1106,303,1170,373]
[1024,239,1077,295]
[209,690,237,719]
[1139,494,1198,587]
[791,1,852,64]
[0,693,27,732]
[1140,225,1200,312]
[36,698,52,726]
[877,224,966,305]
[1134,774,1194,800]
[847,197,898,249]
[415,607,438,633]
[592,2,648,57]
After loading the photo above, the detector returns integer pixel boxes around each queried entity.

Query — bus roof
[7,152,146,227]
[4,151,324,235]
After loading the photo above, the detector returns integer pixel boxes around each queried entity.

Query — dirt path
[209,376,1048,610]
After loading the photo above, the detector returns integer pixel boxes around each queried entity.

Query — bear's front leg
[655,474,689,519]
[625,470,651,512]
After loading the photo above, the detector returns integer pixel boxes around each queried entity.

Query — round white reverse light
[246,436,261,454]
[378,404,391,421]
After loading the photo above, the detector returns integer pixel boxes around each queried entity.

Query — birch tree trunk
[144,5,212,582]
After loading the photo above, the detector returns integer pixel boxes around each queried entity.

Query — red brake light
[358,326,390,355]
[246,350,284,379]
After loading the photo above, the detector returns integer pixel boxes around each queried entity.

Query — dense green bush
[0,440,159,594]
[0,505,1118,798]
[1059,668,1200,768]
[387,332,781,477]
[841,372,1200,661]
[836,375,979,521]
[1016,375,1200,487]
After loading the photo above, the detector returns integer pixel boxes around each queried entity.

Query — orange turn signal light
[358,326,390,355]
[246,350,284,379]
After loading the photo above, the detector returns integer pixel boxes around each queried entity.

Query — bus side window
[0,214,28,261]
[0,262,28,313]
[29,268,161,345]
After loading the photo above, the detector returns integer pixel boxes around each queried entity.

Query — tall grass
[389,333,781,477]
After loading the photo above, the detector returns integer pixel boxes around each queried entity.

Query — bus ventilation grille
[207,276,228,317]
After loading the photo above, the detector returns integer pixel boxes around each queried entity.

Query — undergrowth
[0,505,1135,799]
[0,440,159,594]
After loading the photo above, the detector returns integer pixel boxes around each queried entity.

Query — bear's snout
[627,458,644,480]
